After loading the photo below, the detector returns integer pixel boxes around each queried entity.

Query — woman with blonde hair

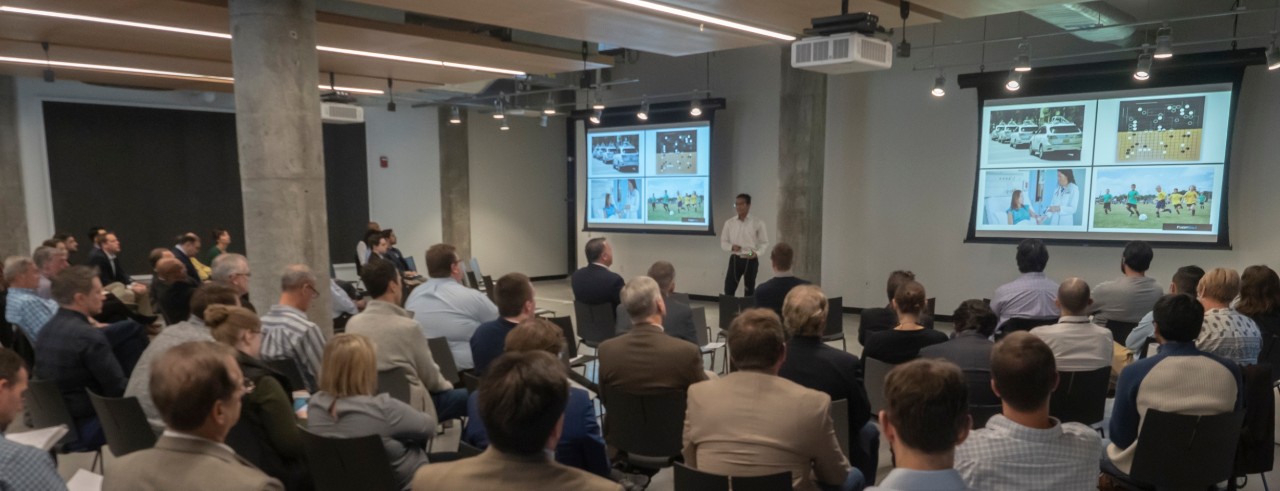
[461,318,611,478]
[307,334,435,491]
[206,304,309,490]
[1196,268,1262,365]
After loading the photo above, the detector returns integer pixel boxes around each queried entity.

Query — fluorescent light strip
[610,0,795,41]
[0,55,384,94]
[0,5,526,76]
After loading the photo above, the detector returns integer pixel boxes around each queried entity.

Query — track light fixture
[589,109,602,125]
[543,94,556,115]
[1134,51,1152,80]
[591,91,606,111]
[931,73,946,97]
[637,98,649,121]
[41,41,54,83]
[385,78,396,112]
[449,106,462,124]
[1004,71,1021,91]
[499,118,510,131]
[493,99,505,119]
[1267,39,1280,70]
[690,98,702,116]
[1154,26,1174,59]
[1014,43,1031,72]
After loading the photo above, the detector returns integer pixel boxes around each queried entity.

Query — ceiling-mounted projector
[792,11,893,74]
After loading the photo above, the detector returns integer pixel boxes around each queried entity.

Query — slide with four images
[976,87,1230,236]
[586,124,711,227]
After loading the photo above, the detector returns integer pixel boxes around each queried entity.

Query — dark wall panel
[43,101,368,274]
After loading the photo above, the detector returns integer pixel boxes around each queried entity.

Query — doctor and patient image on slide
[1091,165,1216,230]
[589,178,643,221]
[983,168,1084,227]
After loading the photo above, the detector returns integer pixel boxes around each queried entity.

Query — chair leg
[91,449,103,474]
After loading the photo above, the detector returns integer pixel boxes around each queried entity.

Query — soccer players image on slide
[1045,169,1080,226]
[1102,189,1113,214]
[1154,185,1167,218]
[1170,188,1184,214]
[1125,184,1140,217]
[1184,185,1200,216]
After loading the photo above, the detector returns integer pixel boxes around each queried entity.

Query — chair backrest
[822,297,844,339]
[24,379,79,448]
[717,295,755,329]
[1236,363,1275,476]
[829,398,850,459]
[970,405,1003,429]
[1262,334,1280,385]
[263,358,307,394]
[375,367,412,405]
[481,275,495,301]
[573,301,618,347]
[673,463,791,491]
[962,369,1002,428]
[1104,319,1139,344]
[461,371,481,393]
[863,358,898,419]
[469,258,484,282]
[404,256,417,272]
[548,316,579,359]
[693,307,709,347]
[426,337,461,385]
[301,430,399,491]
[600,387,686,461]
[458,441,484,459]
[995,317,1058,339]
[1129,409,1244,488]
[87,390,157,457]
[1139,337,1159,359]
[925,297,936,317]
[355,241,368,266]
[1048,366,1110,425]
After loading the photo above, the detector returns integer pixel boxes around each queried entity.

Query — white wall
[467,112,568,278]
[363,105,442,264]
[574,45,783,296]
[822,65,1280,314]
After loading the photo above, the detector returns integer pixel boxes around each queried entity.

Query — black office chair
[88,390,158,458]
[673,463,791,491]
[1103,409,1243,491]
[549,316,596,372]
[964,370,1002,429]
[1105,319,1140,344]
[426,337,461,385]
[263,358,307,393]
[1048,366,1110,426]
[821,297,846,350]
[995,317,1058,340]
[601,387,686,471]
[24,379,81,452]
[829,398,850,459]
[573,301,618,351]
[458,441,484,459]
[692,307,726,374]
[863,358,898,419]
[300,430,399,491]
[460,371,481,394]
[375,367,412,405]
[1139,337,1159,360]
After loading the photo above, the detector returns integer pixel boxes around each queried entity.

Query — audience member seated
[53,232,79,261]
[920,299,997,372]
[383,229,416,275]
[866,359,970,491]
[598,276,707,396]
[365,231,397,272]
[571,238,624,308]
[776,285,879,484]
[863,281,947,364]
[471,273,536,375]
[88,231,149,300]
[954,332,1100,490]
[128,283,241,426]
[462,318,611,478]
[614,261,697,345]
[1124,265,1204,354]
[329,278,361,324]
[211,253,255,313]
[753,242,810,317]
[356,221,380,267]
[104,342,284,491]
[154,257,198,325]
[308,334,435,491]
[1030,278,1113,371]
[413,351,622,491]
[1104,293,1243,481]
[4,256,58,341]
[32,245,70,299]
[33,266,127,451]
[0,348,65,490]
[685,308,861,491]
[1195,268,1261,365]
[207,305,308,489]
[84,226,106,265]
[260,265,328,392]
[202,228,231,266]
[1091,241,1163,326]
[990,239,1058,327]
[858,270,934,346]
[405,244,498,371]
[40,238,66,253]
[349,259,467,423]
[1238,265,1280,358]
[171,233,204,283]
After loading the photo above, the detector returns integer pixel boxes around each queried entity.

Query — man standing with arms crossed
[721,193,769,297]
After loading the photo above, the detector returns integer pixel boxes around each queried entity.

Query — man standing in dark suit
[570,238,624,308]
[171,233,202,283]
[753,243,809,317]
[614,261,698,345]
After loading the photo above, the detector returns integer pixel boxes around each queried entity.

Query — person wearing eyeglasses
[105,341,283,491]
[259,265,327,392]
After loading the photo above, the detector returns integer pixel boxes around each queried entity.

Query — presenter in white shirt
[1045,169,1079,226]
[720,193,769,297]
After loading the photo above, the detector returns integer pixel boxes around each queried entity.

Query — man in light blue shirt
[1124,265,1204,354]
[0,348,67,491]
[405,244,498,371]
[868,359,971,491]
[3,256,58,342]
[989,239,1058,328]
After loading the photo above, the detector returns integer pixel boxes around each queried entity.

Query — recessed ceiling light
[610,0,795,41]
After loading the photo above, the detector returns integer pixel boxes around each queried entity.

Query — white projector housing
[791,33,893,74]
[321,102,364,124]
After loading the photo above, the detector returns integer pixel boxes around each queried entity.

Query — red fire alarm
[379,156,389,168]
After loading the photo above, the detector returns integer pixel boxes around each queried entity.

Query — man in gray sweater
[1091,241,1163,326]
[347,258,468,422]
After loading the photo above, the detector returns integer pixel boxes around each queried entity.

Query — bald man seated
[1030,278,1114,372]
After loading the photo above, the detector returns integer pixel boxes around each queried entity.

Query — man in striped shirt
[260,265,327,392]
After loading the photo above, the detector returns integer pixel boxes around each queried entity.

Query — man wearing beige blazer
[598,276,707,395]
[105,341,282,491]
[413,351,621,491]
[683,309,862,491]
[347,259,467,422]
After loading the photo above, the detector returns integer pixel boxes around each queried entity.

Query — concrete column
[438,106,471,259]
[776,47,827,283]
[0,76,29,256]
[229,0,332,334]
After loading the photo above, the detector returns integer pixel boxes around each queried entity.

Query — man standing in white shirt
[1030,278,1113,372]
[720,193,769,297]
